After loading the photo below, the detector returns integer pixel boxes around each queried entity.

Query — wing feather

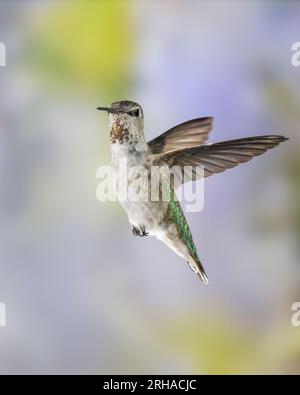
[148,117,213,154]
[153,135,288,187]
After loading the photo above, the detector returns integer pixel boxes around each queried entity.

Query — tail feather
[188,255,209,285]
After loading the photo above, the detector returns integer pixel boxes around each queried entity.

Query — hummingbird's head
[97,100,144,144]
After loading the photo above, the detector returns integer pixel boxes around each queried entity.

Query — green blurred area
[26,1,134,96]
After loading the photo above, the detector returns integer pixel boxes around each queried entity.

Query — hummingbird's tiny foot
[131,225,148,237]
[132,226,140,237]
[140,225,149,237]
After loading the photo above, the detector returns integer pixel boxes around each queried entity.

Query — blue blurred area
[0,0,299,374]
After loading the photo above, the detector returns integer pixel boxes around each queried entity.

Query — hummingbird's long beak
[97,107,120,114]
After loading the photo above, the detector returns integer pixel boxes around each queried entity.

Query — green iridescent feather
[166,187,199,263]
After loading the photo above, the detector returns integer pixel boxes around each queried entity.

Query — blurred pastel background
[0,0,299,374]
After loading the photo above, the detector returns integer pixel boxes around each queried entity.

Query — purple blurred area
[0,0,299,374]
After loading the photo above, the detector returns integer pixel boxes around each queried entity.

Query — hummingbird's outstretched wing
[148,117,213,154]
[152,135,288,187]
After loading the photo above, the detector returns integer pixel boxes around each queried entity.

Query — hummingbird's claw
[140,225,149,237]
[131,225,149,237]
[132,226,140,237]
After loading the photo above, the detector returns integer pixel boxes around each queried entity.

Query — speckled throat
[110,121,130,144]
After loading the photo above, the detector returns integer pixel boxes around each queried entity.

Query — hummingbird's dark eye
[129,109,140,117]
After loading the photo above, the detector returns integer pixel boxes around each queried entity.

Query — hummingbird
[97,100,288,284]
